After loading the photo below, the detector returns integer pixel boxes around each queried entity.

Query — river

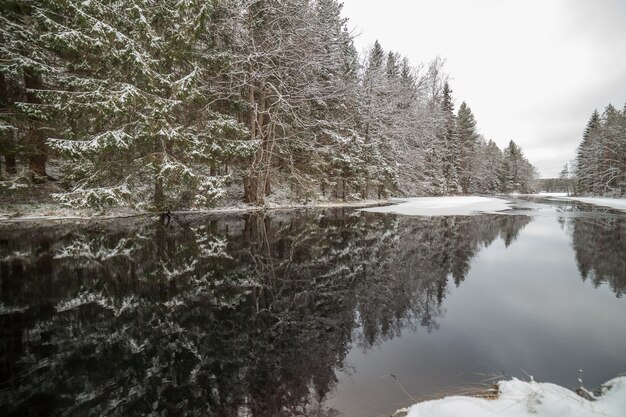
[1,196,625,416]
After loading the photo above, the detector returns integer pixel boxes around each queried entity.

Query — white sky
[340,0,626,178]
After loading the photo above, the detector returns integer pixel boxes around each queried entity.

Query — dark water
[1,197,625,417]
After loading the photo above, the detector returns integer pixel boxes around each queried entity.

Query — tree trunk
[264,175,271,196]
[154,137,164,210]
[248,84,256,139]
[154,173,164,210]
[0,72,17,176]
[257,85,273,197]
[24,69,47,179]
[0,73,5,178]
[243,82,264,204]
[244,176,260,204]
[5,155,17,175]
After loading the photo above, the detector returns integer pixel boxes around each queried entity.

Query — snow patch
[360,196,513,216]
[565,197,626,212]
[397,376,626,417]
[536,192,569,197]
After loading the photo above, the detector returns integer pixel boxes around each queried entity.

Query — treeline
[573,104,626,196]
[0,0,537,210]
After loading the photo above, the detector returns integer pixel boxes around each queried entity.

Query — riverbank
[393,375,626,417]
[532,193,626,212]
[0,199,391,223]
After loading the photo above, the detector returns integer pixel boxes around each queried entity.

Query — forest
[567,104,626,196]
[1,0,537,211]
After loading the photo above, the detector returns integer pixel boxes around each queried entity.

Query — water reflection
[1,210,529,416]
[568,215,626,297]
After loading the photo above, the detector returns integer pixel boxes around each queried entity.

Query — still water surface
[1,197,625,416]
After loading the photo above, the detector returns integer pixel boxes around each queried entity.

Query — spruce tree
[576,110,600,194]
[456,101,479,193]
[0,0,51,181]
[25,0,250,209]
[439,82,461,194]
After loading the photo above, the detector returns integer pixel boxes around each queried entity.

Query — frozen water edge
[527,193,626,212]
[0,200,391,224]
[563,197,626,212]
[359,196,513,216]
[394,375,626,417]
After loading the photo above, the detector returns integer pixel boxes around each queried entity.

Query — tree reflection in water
[568,215,626,297]
[0,210,530,417]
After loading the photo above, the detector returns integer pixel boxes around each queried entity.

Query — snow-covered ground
[396,376,626,417]
[564,197,626,212]
[530,193,626,212]
[0,199,391,223]
[536,192,569,197]
[360,196,513,216]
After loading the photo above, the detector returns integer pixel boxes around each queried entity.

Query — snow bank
[360,196,513,216]
[528,194,626,212]
[536,192,569,197]
[396,376,626,417]
[566,197,626,212]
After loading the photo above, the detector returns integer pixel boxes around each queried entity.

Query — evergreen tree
[576,110,600,194]
[1,0,540,206]
[369,40,385,70]
[439,82,461,194]
[500,140,535,193]
[456,101,479,193]
[25,0,250,209]
[0,0,52,181]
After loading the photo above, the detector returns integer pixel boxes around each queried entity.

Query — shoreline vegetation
[0,198,392,223]
[4,193,626,223]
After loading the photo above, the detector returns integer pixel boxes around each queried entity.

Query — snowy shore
[0,199,391,223]
[534,193,626,212]
[4,193,626,223]
[394,375,626,417]
[360,196,513,216]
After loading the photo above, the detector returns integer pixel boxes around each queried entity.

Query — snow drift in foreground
[360,196,513,216]
[396,376,626,417]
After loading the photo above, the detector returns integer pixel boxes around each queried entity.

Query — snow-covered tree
[473,138,503,194]
[576,109,601,194]
[0,1,52,180]
[439,82,461,194]
[500,140,536,193]
[1,0,540,205]
[456,101,479,193]
[574,104,626,196]
[18,0,251,209]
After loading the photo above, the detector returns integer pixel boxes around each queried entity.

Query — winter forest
[3,2,626,417]
[0,0,538,211]
[562,104,626,196]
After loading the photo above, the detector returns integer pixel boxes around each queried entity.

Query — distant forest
[1,0,537,210]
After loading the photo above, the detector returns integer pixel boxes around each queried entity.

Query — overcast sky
[340,0,626,178]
